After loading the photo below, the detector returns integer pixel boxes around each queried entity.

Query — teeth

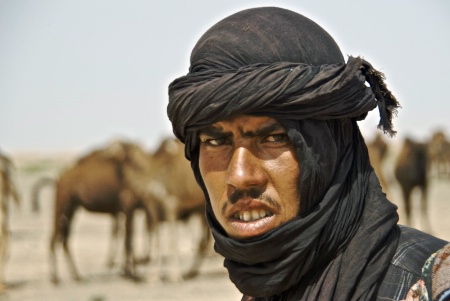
[235,209,272,222]
[259,209,266,218]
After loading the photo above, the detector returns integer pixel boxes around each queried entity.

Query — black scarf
[167,7,401,300]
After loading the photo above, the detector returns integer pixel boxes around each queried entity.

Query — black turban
[168,7,400,301]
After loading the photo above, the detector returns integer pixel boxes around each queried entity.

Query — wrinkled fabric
[167,6,401,301]
[168,8,400,158]
[209,123,399,300]
[170,57,390,147]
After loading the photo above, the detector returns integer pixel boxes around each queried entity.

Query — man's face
[198,115,300,239]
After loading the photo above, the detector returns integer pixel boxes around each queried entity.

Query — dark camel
[394,137,431,232]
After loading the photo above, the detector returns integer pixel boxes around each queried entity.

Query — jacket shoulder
[377,225,448,301]
[392,225,448,274]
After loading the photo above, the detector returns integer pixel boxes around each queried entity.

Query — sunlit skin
[198,116,300,239]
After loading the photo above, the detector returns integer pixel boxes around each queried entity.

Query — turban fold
[168,7,400,155]
[167,7,400,301]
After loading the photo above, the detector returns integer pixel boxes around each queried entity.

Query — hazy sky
[1,0,449,153]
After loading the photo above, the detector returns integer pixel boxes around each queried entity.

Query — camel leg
[0,236,7,292]
[0,208,9,291]
[119,189,142,281]
[137,207,155,265]
[62,236,81,282]
[106,213,120,269]
[49,230,60,284]
[123,208,137,280]
[50,216,81,283]
[60,209,82,282]
[147,214,162,284]
[133,206,157,265]
[147,201,179,283]
[49,213,66,284]
[165,197,182,283]
[139,210,151,264]
[401,188,413,226]
[50,202,81,283]
[420,187,432,233]
[183,214,211,279]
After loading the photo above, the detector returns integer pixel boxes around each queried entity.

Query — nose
[226,146,267,190]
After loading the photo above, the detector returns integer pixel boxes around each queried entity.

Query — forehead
[200,115,283,134]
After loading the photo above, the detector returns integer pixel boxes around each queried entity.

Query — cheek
[271,153,300,215]
[199,159,226,226]
[199,150,225,202]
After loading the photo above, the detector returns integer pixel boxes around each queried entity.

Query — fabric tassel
[361,59,401,137]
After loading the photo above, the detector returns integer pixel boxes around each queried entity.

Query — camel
[46,138,211,284]
[145,137,211,281]
[49,140,157,283]
[394,137,431,232]
[427,130,450,178]
[0,151,21,291]
[30,173,151,271]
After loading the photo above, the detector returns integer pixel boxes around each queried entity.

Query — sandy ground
[0,152,449,301]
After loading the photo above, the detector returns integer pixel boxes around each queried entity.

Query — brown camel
[143,137,211,281]
[48,138,211,284]
[394,137,431,232]
[0,151,21,291]
[49,140,157,283]
[31,174,151,270]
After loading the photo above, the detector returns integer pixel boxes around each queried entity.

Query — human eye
[199,136,229,147]
[262,132,289,144]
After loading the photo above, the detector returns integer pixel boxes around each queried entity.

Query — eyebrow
[198,126,232,138]
[241,121,285,137]
[199,120,285,138]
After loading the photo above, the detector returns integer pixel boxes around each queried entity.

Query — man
[167,7,449,301]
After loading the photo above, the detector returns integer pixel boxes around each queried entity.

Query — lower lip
[227,215,276,239]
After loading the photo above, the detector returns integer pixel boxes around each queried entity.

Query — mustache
[225,188,281,212]
[229,187,263,204]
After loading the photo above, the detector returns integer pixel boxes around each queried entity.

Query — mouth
[225,200,278,239]
[233,209,274,222]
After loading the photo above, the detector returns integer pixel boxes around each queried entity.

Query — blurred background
[0,1,449,300]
